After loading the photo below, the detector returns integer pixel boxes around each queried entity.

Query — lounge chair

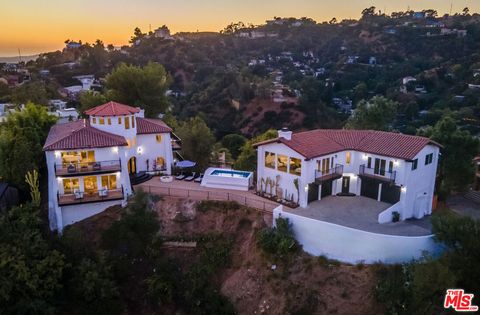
[193,173,204,183]
[74,189,84,200]
[175,172,186,180]
[184,172,196,181]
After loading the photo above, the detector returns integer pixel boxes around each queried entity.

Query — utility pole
[450,1,453,15]
[18,48,22,63]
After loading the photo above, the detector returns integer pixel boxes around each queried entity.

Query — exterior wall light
[112,146,118,153]
[304,185,309,192]
[54,151,61,158]
[137,147,143,154]
[401,186,407,193]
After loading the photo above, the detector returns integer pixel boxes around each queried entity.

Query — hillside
[69,197,384,314]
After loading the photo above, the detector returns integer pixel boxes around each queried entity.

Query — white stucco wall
[62,199,125,228]
[274,206,443,264]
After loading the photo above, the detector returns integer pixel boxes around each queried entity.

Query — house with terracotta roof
[44,101,179,232]
[254,128,441,223]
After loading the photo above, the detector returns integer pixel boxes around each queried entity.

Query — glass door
[83,176,98,194]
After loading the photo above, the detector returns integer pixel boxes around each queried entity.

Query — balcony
[359,164,396,183]
[315,164,343,184]
[57,187,124,206]
[55,160,121,177]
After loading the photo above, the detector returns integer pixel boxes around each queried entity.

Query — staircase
[130,171,153,186]
[465,190,480,204]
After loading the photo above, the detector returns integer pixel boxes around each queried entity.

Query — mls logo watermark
[444,289,478,312]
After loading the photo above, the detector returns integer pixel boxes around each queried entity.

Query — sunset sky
[0,0,477,56]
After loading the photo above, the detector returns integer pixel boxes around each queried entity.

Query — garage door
[321,180,333,198]
[380,184,401,204]
[360,178,379,200]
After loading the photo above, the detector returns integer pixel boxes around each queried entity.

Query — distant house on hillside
[154,26,173,39]
[73,75,96,91]
[65,41,81,49]
[54,108,79,124]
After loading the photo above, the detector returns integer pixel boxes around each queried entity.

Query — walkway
[285,196,432,236]
[137,177,281,212]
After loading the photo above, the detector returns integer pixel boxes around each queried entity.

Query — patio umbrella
[176,160,196,168]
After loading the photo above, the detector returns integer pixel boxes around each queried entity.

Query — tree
[361,6,376,18]
[0,203,65,314]
[129,27,145,44]
[78,91,107,114]
[176,116,215,171]
[221,134,247,159]
[0,103,57,190]
[105,62,170,117]
[12,81,49,105]
[234,129,277,171]
[420,115,479,195]
[345,96,397,130]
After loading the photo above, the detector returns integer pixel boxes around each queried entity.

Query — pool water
[211,169,251,178]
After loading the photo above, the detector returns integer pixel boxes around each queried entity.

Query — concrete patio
[285,196,432,236]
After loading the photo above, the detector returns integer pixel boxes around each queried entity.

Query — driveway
[285,196,432,236]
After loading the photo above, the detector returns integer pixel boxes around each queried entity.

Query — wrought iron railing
[315,164,344,180]
[359,164,396,182]
[55,159,121,176]
[57,186,124,206]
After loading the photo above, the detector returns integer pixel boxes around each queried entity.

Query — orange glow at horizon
[0,0,478,56]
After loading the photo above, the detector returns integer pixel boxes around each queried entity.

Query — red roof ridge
[84,101,140,116]
[254,129,442,161]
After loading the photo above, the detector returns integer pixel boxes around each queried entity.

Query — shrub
[392,211,400,222]
[257,217,299,258]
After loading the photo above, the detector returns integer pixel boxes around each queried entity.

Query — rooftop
[43,120,127,151]
[84,101,140,116]
[254,129,441,161]
[136,117,172,134]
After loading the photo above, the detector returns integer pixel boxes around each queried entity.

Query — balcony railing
[359,164,396,183]
[315,164,343,183]
[55,159,121,176]
[57,186,124,206]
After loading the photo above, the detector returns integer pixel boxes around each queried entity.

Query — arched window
[156,157,165,170]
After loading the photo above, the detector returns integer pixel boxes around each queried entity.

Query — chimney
[278,127,292,140]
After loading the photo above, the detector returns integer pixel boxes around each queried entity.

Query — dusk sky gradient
[0,0,478,56]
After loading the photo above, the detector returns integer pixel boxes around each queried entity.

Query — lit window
[107,118,111,125]
[367,157,372,168]
[125,116,130,129]
[132,137,136,145]
[156,157,165,170]
[289,158,302,175]
[62,178,79,194]
[126,139,131,148]
[156,134,162,143]
[99,118,105,125]
[265,152,275,169]
[101,175,117,190]
[346,151,351,164]
[132,116,135,128]
[118,117,122,124]
[92,117,96,124]
[277,155,288,172]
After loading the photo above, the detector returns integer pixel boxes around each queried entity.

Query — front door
[321,180,333,198]
[128,157,136,174]
[307,183,319,203]
[341,176,350,194]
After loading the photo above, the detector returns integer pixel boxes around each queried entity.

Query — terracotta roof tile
[84,101,140,116]
[136,117,172,134]
[43,120,127,151]
[254,129,441,161]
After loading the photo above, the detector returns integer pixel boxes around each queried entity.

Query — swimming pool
[201,167,253,191]
[210,169,251,178]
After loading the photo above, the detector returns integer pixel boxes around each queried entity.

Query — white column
[377,183,382,202]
